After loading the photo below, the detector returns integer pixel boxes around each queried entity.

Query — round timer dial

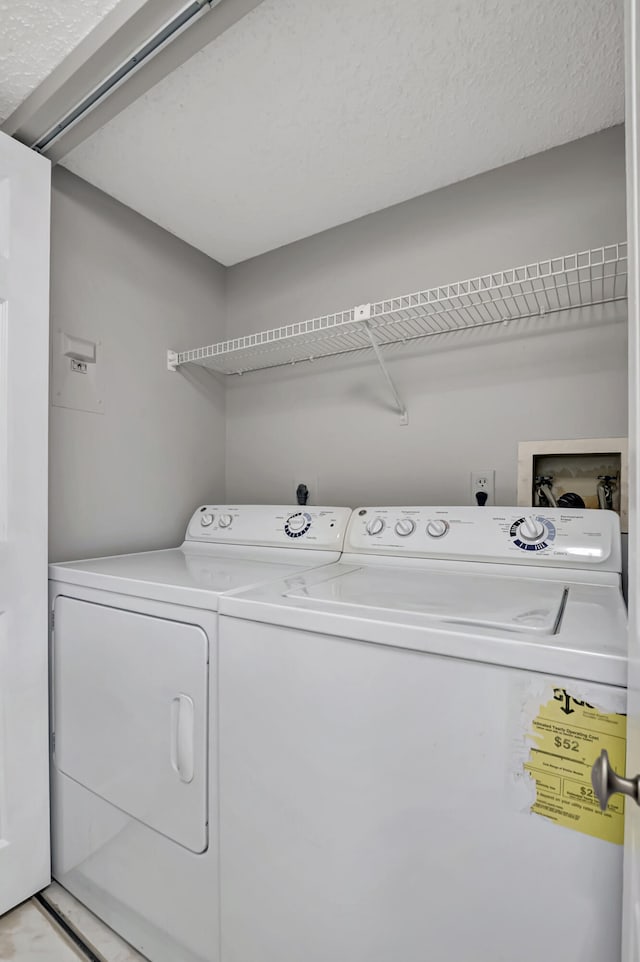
[510,515,556,552]
[395,518,416,537]
[285,511,312,538]
[426,519,449,539]
[366,517,385,536]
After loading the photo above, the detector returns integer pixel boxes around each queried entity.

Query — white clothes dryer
[48,504,351,962]
[217,506,628,962]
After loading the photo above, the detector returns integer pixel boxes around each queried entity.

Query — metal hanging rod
[31,1,220,154]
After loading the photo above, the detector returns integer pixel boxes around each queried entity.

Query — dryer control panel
[184,505,351,550]
[345,506,622,571]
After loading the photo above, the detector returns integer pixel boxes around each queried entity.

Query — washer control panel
[185,505,351,550]
[346,507,621,571]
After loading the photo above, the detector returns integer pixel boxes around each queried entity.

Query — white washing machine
[217,506,628,962]
[48,504,351,962]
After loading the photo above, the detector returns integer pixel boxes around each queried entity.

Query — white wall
[224,127,628,509]
[49,168,226,561]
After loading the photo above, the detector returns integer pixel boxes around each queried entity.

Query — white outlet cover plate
[470,470,495,505]
[52,329,104,415]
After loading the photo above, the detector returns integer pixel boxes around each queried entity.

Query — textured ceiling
[0,0,127,123]
[62,0,624,265]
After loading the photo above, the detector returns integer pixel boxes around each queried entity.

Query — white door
[0,131,51,913]
[624,0,640,957]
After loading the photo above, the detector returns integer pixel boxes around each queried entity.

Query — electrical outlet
[470,470,495,506]
[292,476,319,506]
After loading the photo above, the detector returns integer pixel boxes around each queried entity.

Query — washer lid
[219,560,627,685]
[284,566,567,634]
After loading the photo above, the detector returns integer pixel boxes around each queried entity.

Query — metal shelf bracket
[357,307,408,426]
[167,350,179,372]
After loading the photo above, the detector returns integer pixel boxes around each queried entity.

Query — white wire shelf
[169,243,627,379]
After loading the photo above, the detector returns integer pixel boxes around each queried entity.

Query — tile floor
[0,883,147,961]
[0,899,84,961]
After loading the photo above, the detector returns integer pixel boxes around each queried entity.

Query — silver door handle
[591,749,640,810]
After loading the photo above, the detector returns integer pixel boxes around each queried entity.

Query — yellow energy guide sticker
[524,687,626,844]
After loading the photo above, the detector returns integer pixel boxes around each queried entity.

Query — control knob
[287,513,308,532]
[366,517,385,536]
[426,519,449,539]
[218,514,233,528]
[200,513,214,527]
[395,518,416,537]
[517,516,546,542]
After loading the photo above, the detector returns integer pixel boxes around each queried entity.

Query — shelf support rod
[362,317,408,425]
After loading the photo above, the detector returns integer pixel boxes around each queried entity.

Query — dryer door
[52,597,209,854]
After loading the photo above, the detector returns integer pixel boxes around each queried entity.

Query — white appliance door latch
[170,694,195,783]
